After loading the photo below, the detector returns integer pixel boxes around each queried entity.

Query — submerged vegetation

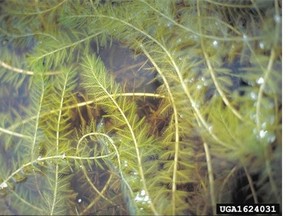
[0,0,281,215]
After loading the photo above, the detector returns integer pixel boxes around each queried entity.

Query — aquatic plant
[0,0,281,215]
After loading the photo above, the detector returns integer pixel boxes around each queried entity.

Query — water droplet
[77,198,82,203]
[37,156,42,160]
[62,153,66,159]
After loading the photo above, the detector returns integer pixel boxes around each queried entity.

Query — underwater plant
[0,0,281,215]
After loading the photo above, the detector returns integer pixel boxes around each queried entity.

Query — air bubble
[256,129,276,144]
[135,189,150,203]
[0,182,8,190]
[212,40,218,47]
[203,81,209,86]
[242,34,248,41]
[250,91,257,100]
[166,22,173,28]
[192,102,200,109]
[176,38,182,44]
[259,130,267,138]
[97,119,104,130]
[268,134,276,143]
[250,113,256,121]
[140,190,145,196]
[259,42,265,49]
[124,160,128,167]
[274,15,281,23]
[197,84,203,90]
[269,115,275,124]
[208,125,213,132]
[256,77,264,85]
[261,122,267,129]
[2,39,8,46]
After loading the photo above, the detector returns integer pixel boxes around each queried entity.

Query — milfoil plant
[0,0,281,215]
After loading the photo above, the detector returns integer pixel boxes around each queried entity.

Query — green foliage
[0,0,281,215]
